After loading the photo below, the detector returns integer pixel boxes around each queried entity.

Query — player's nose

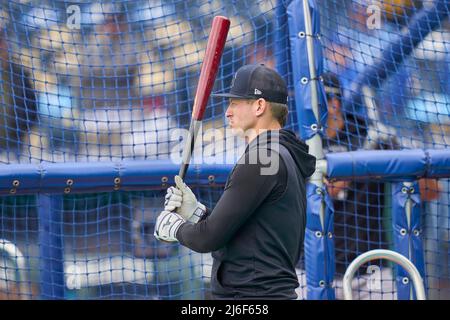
[225,105,232,118]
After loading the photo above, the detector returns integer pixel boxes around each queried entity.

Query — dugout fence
[0,0,449,299]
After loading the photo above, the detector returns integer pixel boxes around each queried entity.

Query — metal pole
[302,0,325,227]
[38,194,65,299]
[343,249,426,300]
[403,181,414,299]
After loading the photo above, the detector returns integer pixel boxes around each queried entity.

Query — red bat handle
[192,16,230,121]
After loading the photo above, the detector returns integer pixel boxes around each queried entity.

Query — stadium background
[0,0,448,299]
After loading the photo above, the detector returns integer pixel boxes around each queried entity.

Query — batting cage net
[0,0,448,299]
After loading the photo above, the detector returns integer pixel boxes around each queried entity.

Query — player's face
[225,99,257,136]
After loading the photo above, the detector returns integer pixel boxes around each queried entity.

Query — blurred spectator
[325,0,414,121]
[0,20,37,159]
[322,72,393,281]
[321,72,441,291]
[403,20,450,296]
[79,10,139,109]
[380,0,421,25]
[35,71,78,156]
[247,43,275,69]
[405,19,450,146]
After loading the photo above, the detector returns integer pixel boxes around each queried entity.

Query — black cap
[212,64,288,104]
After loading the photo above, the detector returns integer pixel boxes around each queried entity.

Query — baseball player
[154,64,316,299]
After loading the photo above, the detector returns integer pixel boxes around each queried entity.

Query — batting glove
[154,210,185,243]
[164,175,206,223]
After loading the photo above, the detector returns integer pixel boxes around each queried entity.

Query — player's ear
[254,98,267,116]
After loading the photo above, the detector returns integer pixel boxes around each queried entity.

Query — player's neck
[246,121,281,143]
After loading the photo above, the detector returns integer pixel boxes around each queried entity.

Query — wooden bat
[178,16,230,179]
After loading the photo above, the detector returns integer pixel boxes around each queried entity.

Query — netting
[317,0,449,300]
[0,0,286,163]
[0,188,222,299]
[0,0,449,300]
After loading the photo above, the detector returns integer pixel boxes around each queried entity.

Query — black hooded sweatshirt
[176,129,316,299]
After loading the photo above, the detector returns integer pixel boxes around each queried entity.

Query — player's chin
[230,127,246,138]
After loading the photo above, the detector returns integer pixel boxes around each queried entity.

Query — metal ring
[64,187,71,194]
[208,175,215,182]
[298,31,306,38]
[402,277,409,285]
[328,232,333,239]
[315,231,322,238]
[315,188,322,195]
[409,187,415,194]
[343,249,426,300]
[319,280,326,287]
[66,179,74,186]
[113,185,120,191]
[400,228,407,236]
[413,229,420,236]
[401,187,408,194]
[301,77,308,84]
[311,124,318,131]
[161,176,168,183]
[114,177,121,184]
[9,188,16,194]
[12,180,20,187]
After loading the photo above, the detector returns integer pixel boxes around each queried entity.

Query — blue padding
[0,164,42,193]
[0,160,233,195]
[2,148,448,195]
[391,182,426,300]
[427,149,450,177]
[287,0,328,140]
[326,149,428,180]
[40,161,118,193]
[119,160,179,190]
[305,183,335,300]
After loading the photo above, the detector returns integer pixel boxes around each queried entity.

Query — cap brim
[211,92,253,100]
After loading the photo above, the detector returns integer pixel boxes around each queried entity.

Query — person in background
[322,72,441,298]
[0,20,37,159]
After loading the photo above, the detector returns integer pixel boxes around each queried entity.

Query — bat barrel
[180,16,230,179]
[192,16,230,121]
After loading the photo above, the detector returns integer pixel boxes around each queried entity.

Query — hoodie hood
[247,129,316,178]
[278,129,316,178]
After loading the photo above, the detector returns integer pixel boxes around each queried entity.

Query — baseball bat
[178,16,230,180]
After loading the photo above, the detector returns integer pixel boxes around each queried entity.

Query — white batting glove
[154,210,185,243]
[164,175,206,223]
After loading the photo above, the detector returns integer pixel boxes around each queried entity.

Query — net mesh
[0,0,448,299]
[0,0,287,163]
[318,0,449,300]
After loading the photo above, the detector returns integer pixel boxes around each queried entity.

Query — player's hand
[164,175,206,223]
[154,210,185,243]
